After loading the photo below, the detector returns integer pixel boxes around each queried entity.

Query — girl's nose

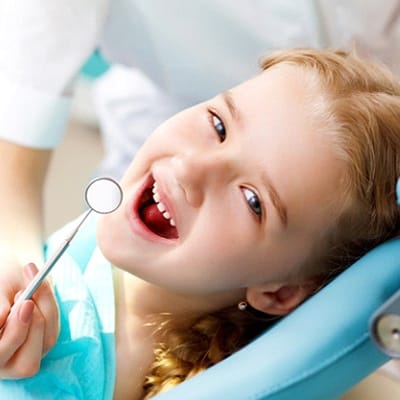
[171,152,234,207]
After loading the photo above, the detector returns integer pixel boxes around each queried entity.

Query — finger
[0,295,11,329]
[22,262,40,295]
[23,263,59,353]
[0,284,19,329]
[23,262,53,298]
[0,290,22,333]
[13,290,23,303]
[0,304,45,379]
[0,300,33,367]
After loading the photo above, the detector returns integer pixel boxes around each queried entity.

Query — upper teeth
[152,182,176,227]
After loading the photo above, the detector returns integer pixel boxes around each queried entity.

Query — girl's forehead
[231,64,319,113]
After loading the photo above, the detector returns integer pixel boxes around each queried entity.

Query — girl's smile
[128,173,179,243]
[96,63,345,299]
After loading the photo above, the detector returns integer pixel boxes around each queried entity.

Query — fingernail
[24,263,38,279]
[18,301,34,324]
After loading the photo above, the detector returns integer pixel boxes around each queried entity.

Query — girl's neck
[113,266,244,325]
[112,267,244,400]
[112,266,212,399]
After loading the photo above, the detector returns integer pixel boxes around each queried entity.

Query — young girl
[0,48,399,399]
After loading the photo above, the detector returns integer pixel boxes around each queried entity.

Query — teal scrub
[0,214,116,399]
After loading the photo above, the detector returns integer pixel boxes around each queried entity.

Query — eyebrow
[261,171,288,228]
[222,90,242,125]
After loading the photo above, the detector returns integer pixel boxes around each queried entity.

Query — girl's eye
[242,187,263,219]
[210,112,226,142]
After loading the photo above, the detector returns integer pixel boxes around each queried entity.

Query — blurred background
[43,74,103,235]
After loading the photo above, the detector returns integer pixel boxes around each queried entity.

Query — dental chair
[153,237,400,399]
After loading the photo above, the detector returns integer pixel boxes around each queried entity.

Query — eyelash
[208,109,226,142]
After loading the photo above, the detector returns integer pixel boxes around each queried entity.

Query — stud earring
[238,301,248,311]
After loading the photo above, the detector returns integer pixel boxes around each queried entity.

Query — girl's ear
[246,281,317,316]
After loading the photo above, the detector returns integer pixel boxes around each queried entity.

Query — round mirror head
[85,177,123,214]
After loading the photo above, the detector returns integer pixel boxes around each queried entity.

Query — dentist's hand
[0,262,59,379]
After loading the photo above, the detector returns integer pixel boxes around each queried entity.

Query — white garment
[0,0,108,147]
[0,0,399,150]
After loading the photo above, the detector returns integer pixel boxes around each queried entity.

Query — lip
[126,174,179,243]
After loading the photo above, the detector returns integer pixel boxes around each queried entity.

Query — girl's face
[97,65,345,298]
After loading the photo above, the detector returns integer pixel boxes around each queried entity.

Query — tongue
[140,204,178,239]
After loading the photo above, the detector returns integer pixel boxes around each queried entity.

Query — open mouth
[137,177,179,240]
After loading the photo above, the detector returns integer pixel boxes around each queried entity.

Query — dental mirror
[85,176,123,213]
[11,177,122,310]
